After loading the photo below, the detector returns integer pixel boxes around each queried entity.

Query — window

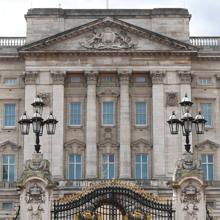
[69,102,81,126]
[198,78,211,86]
[135,76,146,83]
[102,154,115,179]
[4,104,16,127]
[102,102,114,125]
[70,76,81,83]
[102,76,113,83]
[200,103,212,127]
[135,154,148,179]
[2,202,13,210]
[68,154,81,180]
[201,154,213,181]
[135,102,147,125]
[2,155,15,182]
[4,78,17,86]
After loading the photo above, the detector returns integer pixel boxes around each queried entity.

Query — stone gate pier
[170,152,207,220]
[17,153,55,220]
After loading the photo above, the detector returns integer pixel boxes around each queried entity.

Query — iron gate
[51,181,175,219]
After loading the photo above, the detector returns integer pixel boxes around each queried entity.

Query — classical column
[151,71,166,177]
[178,71,192,153]
[85,70,98,178]
[24,71,39,162]
[118,69,132,178]
[51,71,65,179]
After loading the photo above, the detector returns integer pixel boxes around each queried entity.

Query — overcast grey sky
[0,0,219,37]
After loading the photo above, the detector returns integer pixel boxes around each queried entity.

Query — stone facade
[0,8,220,219]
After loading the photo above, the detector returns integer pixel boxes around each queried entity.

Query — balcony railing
[0,181,17,188]
[0,37,26,47]
[190,37,220,48]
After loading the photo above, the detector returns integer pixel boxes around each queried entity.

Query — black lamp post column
[18,96,58,153]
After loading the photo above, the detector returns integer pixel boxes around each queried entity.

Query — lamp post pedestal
[169,153,207,220]
[17,153,56,220]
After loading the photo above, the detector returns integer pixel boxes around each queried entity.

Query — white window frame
[102,101,115,126]
[200,103,212,128]
[69,102,81,126]
[101,154,115,179]
[135,154,148,179]
[201,154,214,181]
[68,154,82,180]
[3,103,16,128]
[135,101,147,126]
[2,154,15,182]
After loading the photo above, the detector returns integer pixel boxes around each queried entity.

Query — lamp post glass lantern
[18,96,58,153]
[167,94,206,153]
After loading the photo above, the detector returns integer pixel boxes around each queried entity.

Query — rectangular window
[69,102,81,125]
[102,154,115,179]
[135,154,148,179]
[4,78,17,85]
[135,102,147,125]
[200,103,212,127]
[2,155,15,182]
[198,78,211,86]
[2,202,13,210]
[70,76,81,83]
[102,76,113,83]
[201,154,213,181]
[68,154,81,180]
[4,104,16,127]
[102,102,114,125]
[135,76,146,83]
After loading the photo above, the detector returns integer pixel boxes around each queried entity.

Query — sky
[0,0,220,37]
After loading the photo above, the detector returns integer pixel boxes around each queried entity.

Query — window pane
[201,103,212,126]
[135,76,146,83]
[4,104,16,127]
[76,164,81,179]
[201,154,206,163]
[136,155,141,163]
[4,78,17,85]
[70,103,81,125]
[208,155,213,163]
[3,155,9,164]
[142,164,147,179]
[102,164,108,179]
[103,102,114,125]
[136,102,146,125]
[76,155,81,163]
[136,164,141,179]
[9,165,14,182]
[109,164,115,179]
[2,202,13,210]
[3,165,8,181]
[69,164,75,180]
[69,155,75,163]
[201,164,207,180]
[208,164,213,180]
[70,76,81,83]
[68,154,81,180]
[142,155,148,163]
[109,154,114,163]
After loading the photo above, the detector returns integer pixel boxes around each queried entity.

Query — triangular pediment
[19,17,196,54]
[195,139,219,151]
[64,139,86,149]
[132,138,152,148]
[0,140,21,152]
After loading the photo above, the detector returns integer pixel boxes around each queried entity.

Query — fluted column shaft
[119,69,131,178]
[85,71,98,178]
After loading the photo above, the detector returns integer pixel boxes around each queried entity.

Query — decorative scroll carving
[25,183,45,204]
[181,182,201,220]
[51,71,65,84]
[178,71,192,84]
[37,93,50,106]
[80,27,137,50]
[150,71,165,84]
[85,70,98,85]
[166,92,178,106]
[24,71,39,85]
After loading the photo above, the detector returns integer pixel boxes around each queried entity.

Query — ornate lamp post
[18,96,58,153]
[167,94,206,153]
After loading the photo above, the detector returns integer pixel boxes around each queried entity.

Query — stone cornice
[24,71,39,85]
[178,71,192,84]
[150,71,166,84]
[50,71,66,85]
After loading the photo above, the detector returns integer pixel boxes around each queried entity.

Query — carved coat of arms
[80,27,137,49]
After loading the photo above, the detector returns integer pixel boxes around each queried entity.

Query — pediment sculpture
[80,27,137,50]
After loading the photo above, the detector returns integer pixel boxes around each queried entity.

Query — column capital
[24,71,39,85]
[50,71,66,85]
[178,71,192,84]
[85,70,98,85]
[118,69,132,84]
[150,71,166,84]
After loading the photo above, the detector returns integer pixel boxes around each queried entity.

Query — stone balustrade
[190,36,220,48]
[0,37,26,47]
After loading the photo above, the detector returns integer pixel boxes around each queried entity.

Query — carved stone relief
[80,27,137,50]
[85,70,98,85]
[150,71,166,84]
[37,92,51,106]
[28,204,44,220]
[166,92,178,106]
[24,71,39,85]
[178,71,192,84]
[25,183,45,204]
[51,71,65,84]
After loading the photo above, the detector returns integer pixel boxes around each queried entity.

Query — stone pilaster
[151,71,166,177]
[23,71,39,162]
[85,70,98,178]
[178,71,192,153]
[118,69,132,178]
[50,71,65,179]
